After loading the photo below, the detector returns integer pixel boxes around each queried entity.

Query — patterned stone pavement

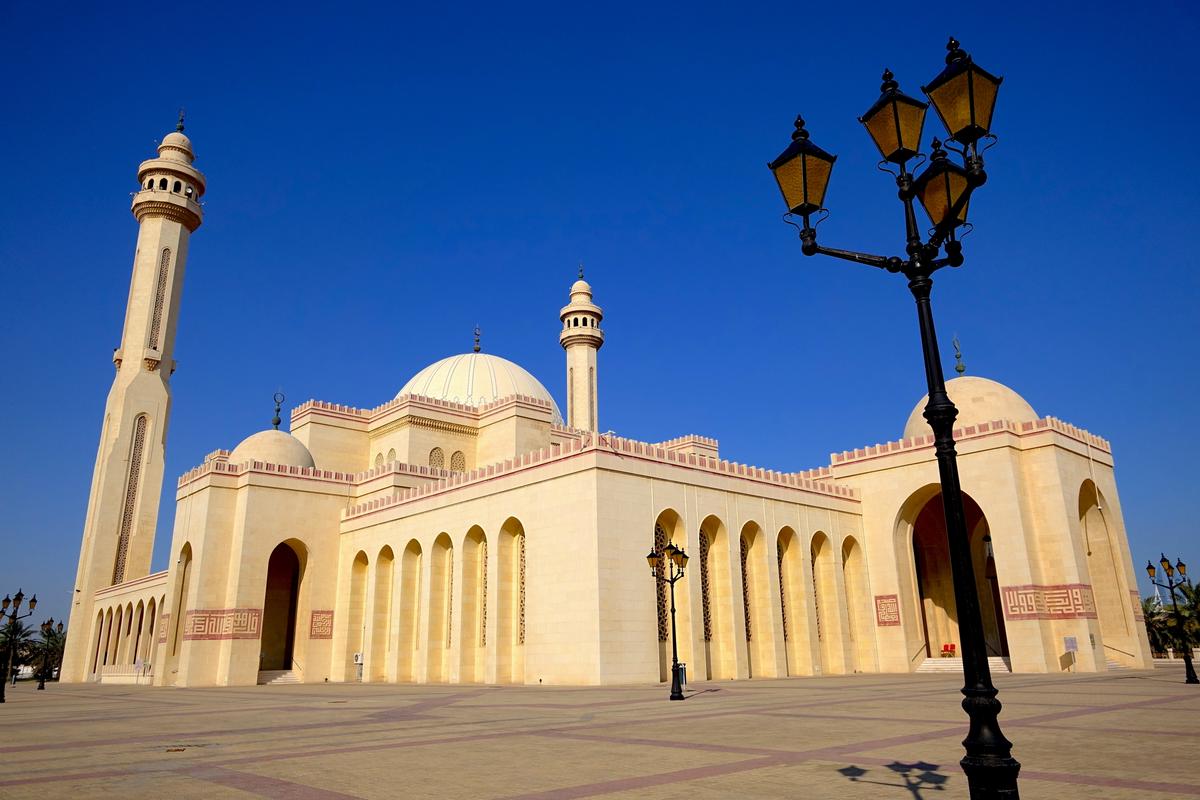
[2,666,1197,799]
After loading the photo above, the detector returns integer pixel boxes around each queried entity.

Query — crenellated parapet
[826,415,1111,469]
[343,431,856,520]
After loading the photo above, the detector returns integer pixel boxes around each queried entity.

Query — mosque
[60,124,1153,688]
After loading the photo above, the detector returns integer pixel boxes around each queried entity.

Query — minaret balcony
[559,328,605,349]
[131,190,202,231]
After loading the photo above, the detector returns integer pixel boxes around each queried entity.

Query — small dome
[397,352,562,422]
[229,429,316,468]
[570,278,592,298]
[903,376,1038,439]
[158,131,194,163]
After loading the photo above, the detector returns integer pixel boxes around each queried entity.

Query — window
[450,451,465,472]
[145,179,154,190]
[172,180,182,193]
[185,186,194,198]
[429,447,445,469]
[375,453,384,468]
[387,448,396,463]
[158,178,168,190]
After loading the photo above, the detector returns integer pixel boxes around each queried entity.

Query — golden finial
[952,336,965,375]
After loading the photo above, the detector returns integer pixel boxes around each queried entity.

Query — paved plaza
[2,667,1197,799]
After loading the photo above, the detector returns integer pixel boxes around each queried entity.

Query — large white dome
[903,376,1038,439]
[397,353,562,422]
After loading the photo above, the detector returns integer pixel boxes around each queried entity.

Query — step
[916,656,1011,674]
[257,670,300,685]
[1105,658,1130,671]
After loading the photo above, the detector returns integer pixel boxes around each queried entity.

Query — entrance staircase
[916,656,1011,674]
[257,670,300,686]
[1105,658,1130,672]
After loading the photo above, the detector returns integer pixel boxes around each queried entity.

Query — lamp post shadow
[838,762,951,799]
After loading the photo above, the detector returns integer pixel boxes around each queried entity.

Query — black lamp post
[1146,555,1198,684]
[646,542,689,701]
[36,619,63,691]
[767,38,1018,799]
[1,589,37,703]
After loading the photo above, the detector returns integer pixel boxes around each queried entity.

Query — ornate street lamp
[1146,555,1197,684]
[766,38,1019,799]
[36,619,64,691]
[647,541,689,701]
[1,589,37,703]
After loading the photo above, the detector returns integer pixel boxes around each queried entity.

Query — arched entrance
[1080,480,1136,664]
[910,491,1008,659]
[260,541,304,672]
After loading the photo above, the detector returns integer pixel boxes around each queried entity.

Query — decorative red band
[1001,583,1097,621]
[182,608,262,640]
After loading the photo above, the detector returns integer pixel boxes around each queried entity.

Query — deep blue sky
[2,3,1197,626]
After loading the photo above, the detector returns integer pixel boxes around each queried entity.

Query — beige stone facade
[61,127,1152,689]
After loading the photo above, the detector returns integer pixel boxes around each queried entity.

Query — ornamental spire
[473,325,481,353]
[176,107,186,132]
[272,391,285,430]
[952,335,965,375]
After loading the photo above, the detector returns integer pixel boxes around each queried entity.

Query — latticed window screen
[112,415,148,584]
[811,549,822,641]
[740,537,752,642]
[699,531,712,642]
[429,447,445,469]
[518,533,526,645]
[450,451,466,472]
[654,524,669,642]
[480,540,488,646]
[778,549,789,641]
[148,249,170,350]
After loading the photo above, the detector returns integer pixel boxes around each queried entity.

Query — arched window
[386,448,396,463]
[145,178,153,189]
[450,451,465,472]
[172,180,182,193]
[148,249,171,350]
[374,453,384,468]
[573,318,580,327]
[429,447,445,469]
[185,185,194,198]
[158,178,168,190]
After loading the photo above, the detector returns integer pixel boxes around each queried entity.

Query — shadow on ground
[837,761,950,797]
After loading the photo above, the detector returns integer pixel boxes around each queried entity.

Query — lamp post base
[961,755,1021,799]
[1184,654,1198,685]
[669,664,684,701]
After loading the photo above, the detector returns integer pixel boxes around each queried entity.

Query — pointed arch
[841,536,875,672]
[345,551,369,676]
[700,515,734,679]
[497,517,526,683]
[368,546,395,681]
[459,527,487,682]
[739,521,774,678]
[397,540,422,681]
[777,527,814,676]
[262,540,307,673]
[810,532,842,674]
[426,533,454,682]
[1080,480,1136,661]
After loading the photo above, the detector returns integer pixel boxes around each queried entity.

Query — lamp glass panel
[928,72,971,139]
[970,70,1000,133]
[896,101,927,155]
[1147,563,1156,578]
[772,157,809,213]
[918,168,969,226]
[802,154,833,209]
[864,103,900,160]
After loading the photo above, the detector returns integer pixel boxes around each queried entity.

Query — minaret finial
[272,391,285,430]
[578,262,584,280]
[176,108,186,133]
[952,335,965,375]
[473,325,481,353]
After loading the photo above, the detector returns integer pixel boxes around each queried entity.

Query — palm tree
[0,620,35,681]
[37,624,67,682]
[1143,596,1169,657]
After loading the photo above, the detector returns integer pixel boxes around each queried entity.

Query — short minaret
[559,267,604,430]
[61,118,205,682]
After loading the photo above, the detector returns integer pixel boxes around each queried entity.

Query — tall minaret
[60,118,205,682]
[559,267,604,431]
